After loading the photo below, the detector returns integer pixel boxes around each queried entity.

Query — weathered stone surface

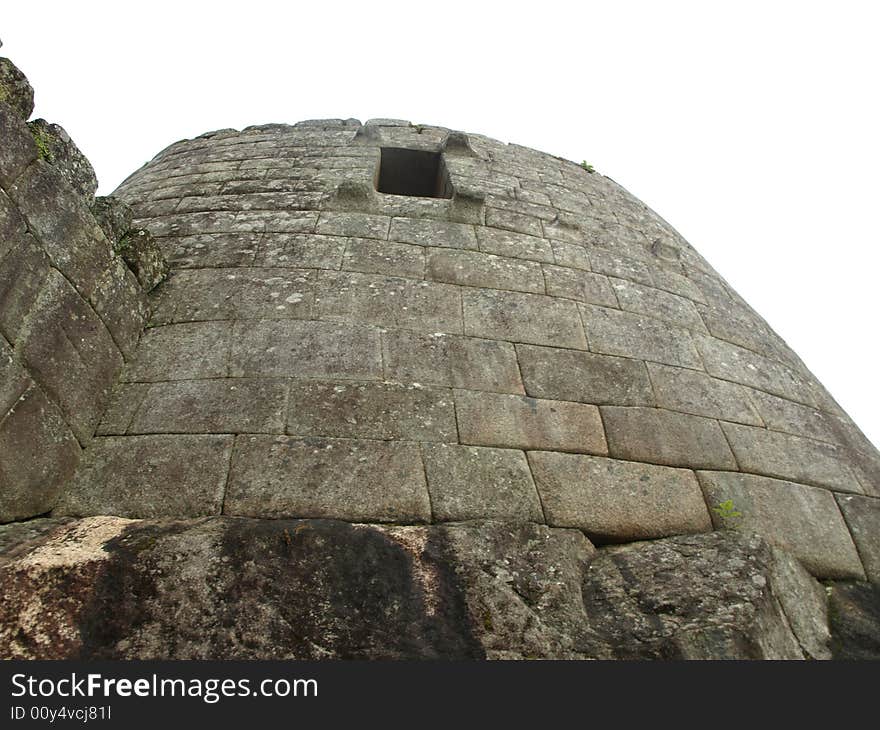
[343,237,425,277]
[475,226,553,262]
[746,387,840,443]
[0,232,51,344]
[0,57,34,120]
[317,271,462,332]
[257,232,344,269]
[8,160,114,298]
[0,386,80,522]
[422,444,543,522]
[721,422,862,493]
[382,330,523,393]
[287,381,455,441]
[835,494,880,582]
[226,435,431,522]
[646,362,763,425]
[28,119,98,200]
[316,211,390,239]
[16,269,122,443]
[610,278,706,331]
[91,195,133,246]
[528,451,711,541]
[0,104,37,188]
[90,259,148,360]
[581,304,702,369]
[580,531,827,659]
[695,334,813,405]
[0,336,29,415]
[602,406,737,470]
[542,264,617,307]
[828,582,880,659]
[130,378,288,434]
[116,228,169,291]
[516,344,655,406]
[455,390,606,454]
[229,320,382,379]
[427,248,545,294]
[55,434,233,518]
[151,267,314,324]
[122,321,231,382]
[463,289,586,349]
[389,217,477,250]
[0,519,828,659]
[698,471,865,579]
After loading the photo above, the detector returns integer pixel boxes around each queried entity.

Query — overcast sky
[4,1,878,448]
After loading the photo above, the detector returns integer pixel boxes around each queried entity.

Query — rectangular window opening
[376,147,453,199]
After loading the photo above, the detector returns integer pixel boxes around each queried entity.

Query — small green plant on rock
[580,160,595,174]
[31,125,54,162]
[712,499,743,529]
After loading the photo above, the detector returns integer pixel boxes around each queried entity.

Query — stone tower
[1,55,878,659]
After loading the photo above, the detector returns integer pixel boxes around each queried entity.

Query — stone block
[16,269,122,443]
[650,268,707,304]
[698,471,865,580]
[389,217,478,250]
[836,494,880,582]
[610,278,706,331]
[516,344,655,406]
[151,268,315,324]
[581,304,702,369]
[8,161,114,299]
[27,119,97,200]
[55,434,233,518]
[646,362,763,426]
[225,435,430,522]
[0,57,35,120]
[0,232,51,344]
[543,263,617,307]
[475,226,554,263]
[0,386,80,522]
[463,289,587,349]
[550,240,591,271]
[695,334,814,405]
[485,208,543,237]
[421,443,543,522]
[382,330,523,394]
[0,337,30,415]
[721,422,862,493]
[316,212,390,239]
[746,388,840,444]
[0,104,37,188]
[455,390,607,455]
[426,249,544,293]
[130,378,289,434]
[316,271,462,333]
[94,382,150,436]
[169,233,261,269]
[528,451,711,541]
[287,381,455,442]
[602,406,737,470]
[229,320,382,379]
[343,238,425,277]
[122,321,232,382]
[116,228,169,291]
[588,248,653,286]
[89,259,148,360]
[256,233,345,269]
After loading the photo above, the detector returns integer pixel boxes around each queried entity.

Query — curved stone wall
[49,118,878,582]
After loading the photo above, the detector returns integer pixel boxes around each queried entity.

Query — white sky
[3,1,878,448]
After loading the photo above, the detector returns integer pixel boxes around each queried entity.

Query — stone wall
[0,55,153,522]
